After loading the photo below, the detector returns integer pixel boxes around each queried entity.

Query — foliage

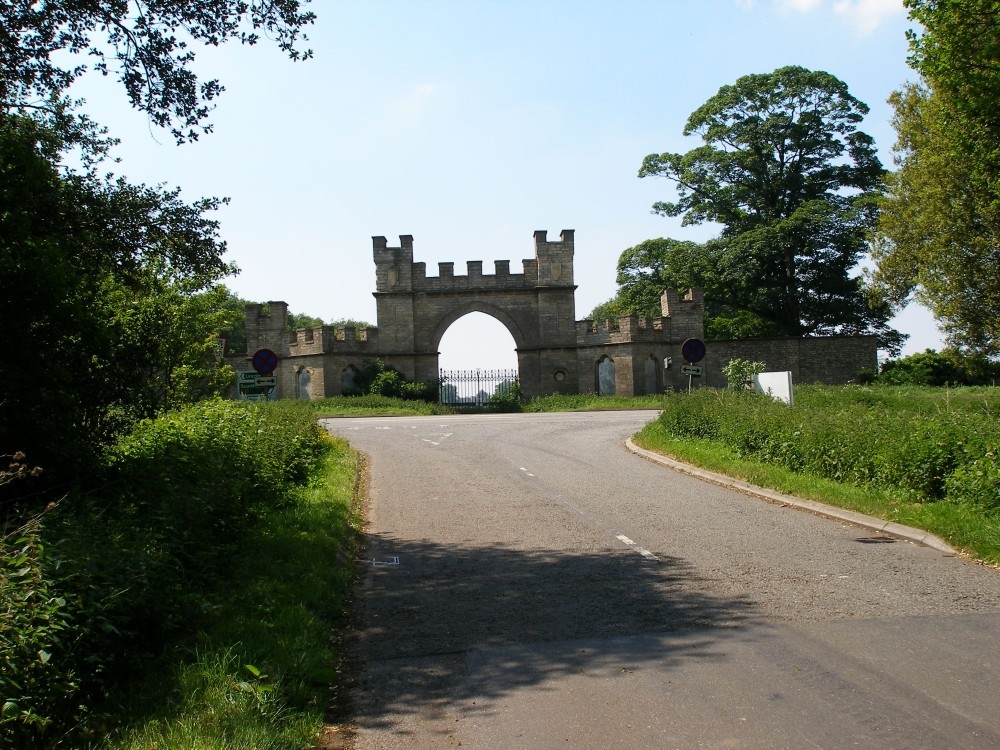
[105,437,358,749]
[648,385,1000,507]
[721,358,766,390]
[287,311,324,330]
[330,317,375,331]
[1,1,315,142]
[904,0,1000,182]
[486,382,523,413]
[216,286,253,355]
[0,114,237,498]
[876,348,1000,386]
[587,297,624,321]
[635,66,902,352]
[614,238,709,319]
[871,1,1000,355]
[0,521,78,745]
[342,359,438,402]
[1,401,331,745]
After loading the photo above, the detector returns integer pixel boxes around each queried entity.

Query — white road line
[515,461,658,563]
[617,534,658,561]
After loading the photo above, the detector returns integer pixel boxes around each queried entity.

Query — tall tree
[1,3,315,493]
[904,0,1000,188]
[871,1,1000,355]
[637,66,902,351]
[1,1,314,141]
[0,114,235,494]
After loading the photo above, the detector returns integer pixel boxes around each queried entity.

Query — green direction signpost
[237,370,277,401]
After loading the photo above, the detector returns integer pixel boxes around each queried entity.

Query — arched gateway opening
[372,231,580,400]
[438,312,518,406]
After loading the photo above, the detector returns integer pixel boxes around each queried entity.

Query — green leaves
[871,2,1000,355]
[633,66,899,351]
[1,1,316,142]
[0,114,237,492]
[652,385,1000,505]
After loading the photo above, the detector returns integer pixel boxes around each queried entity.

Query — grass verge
[311,395,454,417]
[523,394,669,412]
[634,422,1000,565]
[101,435,361,749]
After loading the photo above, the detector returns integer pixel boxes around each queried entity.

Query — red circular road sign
[251,348,279,375]
[681,338,706,364]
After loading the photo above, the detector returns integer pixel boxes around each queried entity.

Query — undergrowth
[2,400,358,748]
[636,385,1000,561]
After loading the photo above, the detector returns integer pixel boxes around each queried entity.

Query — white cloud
[775,0,822,10]
[393,83,441,121]
[745,0,905,35]
[833,0,906,36]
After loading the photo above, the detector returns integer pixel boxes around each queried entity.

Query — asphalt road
[322,411,1000,750]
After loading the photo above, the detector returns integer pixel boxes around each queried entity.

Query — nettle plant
[722,358,766,390]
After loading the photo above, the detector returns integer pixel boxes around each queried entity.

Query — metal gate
[439,368,519,406]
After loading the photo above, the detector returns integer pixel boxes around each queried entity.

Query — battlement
[661,288,704,317]
[577,316,671,345]
[660,288,705,340]
[288,325,379,355]
[372,230,574,294]
[410,257,539,290]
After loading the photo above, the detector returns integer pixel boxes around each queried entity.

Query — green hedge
[651,385,1000,508]
[1,400,329,747]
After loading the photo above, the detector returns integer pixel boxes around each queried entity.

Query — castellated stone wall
[236,230,878,400]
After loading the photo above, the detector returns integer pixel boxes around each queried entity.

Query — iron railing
[439,368,519,406]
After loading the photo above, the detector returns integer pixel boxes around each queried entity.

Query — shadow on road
[338,531,758,735]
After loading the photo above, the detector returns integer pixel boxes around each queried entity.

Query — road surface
[323,411,1000,749]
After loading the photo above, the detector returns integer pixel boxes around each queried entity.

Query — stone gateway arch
[372,231,581,397]
[238,230,876,400]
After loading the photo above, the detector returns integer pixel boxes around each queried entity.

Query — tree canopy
[870,1,1000,355]
[0,115,239,489]
[1,1,314,141]
[632,66,901,351]
[0,3,317,498]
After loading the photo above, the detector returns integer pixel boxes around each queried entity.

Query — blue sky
[70,0,934,370]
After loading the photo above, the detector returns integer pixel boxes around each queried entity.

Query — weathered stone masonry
[235,230,877,399]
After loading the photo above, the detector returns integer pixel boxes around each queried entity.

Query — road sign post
[680,338,707,393]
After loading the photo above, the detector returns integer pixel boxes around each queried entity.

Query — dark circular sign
[681,338,706,364]
[251,348,279,375]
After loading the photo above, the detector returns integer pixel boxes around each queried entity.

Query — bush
[1,400,331,745]
[877,349,1000,386]
[486,383,522,413]
[722,358,765,390]
[945,451,1000,512]
[1,522,78,747]
[651,385,1000,504]
[347,360,438,402]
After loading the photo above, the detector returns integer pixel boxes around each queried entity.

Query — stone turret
[660,288,705,341]
[245,301,290,357]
